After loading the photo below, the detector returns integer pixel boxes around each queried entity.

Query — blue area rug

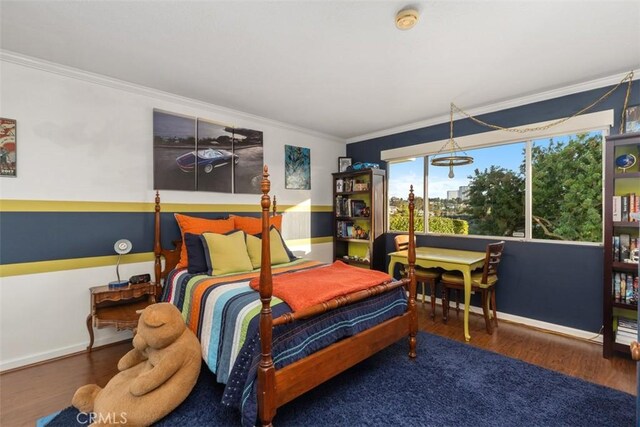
[44,332,634,426]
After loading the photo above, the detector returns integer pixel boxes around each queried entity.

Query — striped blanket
[161,259,407,426]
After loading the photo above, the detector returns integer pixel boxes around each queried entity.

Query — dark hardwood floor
[0,305,635,427]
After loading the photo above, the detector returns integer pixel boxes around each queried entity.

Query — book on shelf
[335,195,353,217]
[613,236,620,262]
[613,196,622,222]
[615,317,637,345]
[618,193,639,222]
[617,328,637,338]
[621,195,629,222]
[615,333,635,346]
[620,234,630,261]
[618,316,637,330]
[613,272,639,304]
[613,272,621,302]
[336,220,355,238]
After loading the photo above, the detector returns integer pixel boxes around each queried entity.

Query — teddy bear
[72,303,201,426]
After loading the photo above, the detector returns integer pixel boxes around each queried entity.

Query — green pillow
[246,227,292,269]
[200,230,253,276]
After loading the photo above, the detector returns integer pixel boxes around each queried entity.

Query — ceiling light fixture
[430,103,473,179]
[431,70,635,179]
[396,8,419,30]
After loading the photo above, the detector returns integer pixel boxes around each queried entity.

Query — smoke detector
[396,8,419,30]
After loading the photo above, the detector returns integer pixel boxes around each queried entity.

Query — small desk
[388,247,485,342]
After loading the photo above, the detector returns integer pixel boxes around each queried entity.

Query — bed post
[272,195,277,216]
[407,185,418,358]
[257,166,276,427]
[154,191,162,286]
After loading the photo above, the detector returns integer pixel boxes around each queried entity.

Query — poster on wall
[153,109,264,193]
[153,110,197,191]
[0,118,17,177]
[196,119,234,193]
[233,128,264,194]
[284,145,311,190]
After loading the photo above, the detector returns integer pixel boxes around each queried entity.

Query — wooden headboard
[153,190,280,285]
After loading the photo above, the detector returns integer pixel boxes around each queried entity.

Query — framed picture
[350,200,366,217]
[624,105,640,133]
[152,109,263,193]
[285,145,311,190]
[0,118,17,177]
[338,156,352,172]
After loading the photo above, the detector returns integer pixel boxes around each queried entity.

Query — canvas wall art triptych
[153,109,264,194]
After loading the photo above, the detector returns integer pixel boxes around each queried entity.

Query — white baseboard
[0,333,132,372]
[418,294,603,344]
[1,297,602,372]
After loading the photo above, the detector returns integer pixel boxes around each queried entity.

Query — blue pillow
[184,233,208,274]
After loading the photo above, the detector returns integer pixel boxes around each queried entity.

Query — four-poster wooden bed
[153,166,418,426]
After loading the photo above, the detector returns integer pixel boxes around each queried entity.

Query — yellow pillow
[200,230,253,276]
[246,227,292,269]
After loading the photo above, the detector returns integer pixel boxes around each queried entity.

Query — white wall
[0,54,344,370]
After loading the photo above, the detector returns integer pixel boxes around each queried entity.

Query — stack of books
[613,193,639,222]
[615,317,638,346]
[612,234,639,262]
[612,272,639,304]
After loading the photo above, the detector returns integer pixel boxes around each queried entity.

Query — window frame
[384,110,613,246]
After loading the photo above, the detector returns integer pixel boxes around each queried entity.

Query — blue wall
[348,81,640,332]
[0,211,333,264]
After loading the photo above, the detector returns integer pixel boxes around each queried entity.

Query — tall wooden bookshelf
[332,169,386,271]
[603,132,640,358]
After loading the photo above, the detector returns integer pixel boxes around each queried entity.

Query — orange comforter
[249,261,393,312]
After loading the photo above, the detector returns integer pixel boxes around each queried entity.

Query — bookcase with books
[603,132,640,358]
[332,168,386,271]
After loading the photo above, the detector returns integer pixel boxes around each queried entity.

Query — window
[384,121,607,245]
[531,132,602,242]
[388,158,425,232]
[428,143,526,237]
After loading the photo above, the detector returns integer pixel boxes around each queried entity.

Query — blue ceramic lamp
[109,239,132,288]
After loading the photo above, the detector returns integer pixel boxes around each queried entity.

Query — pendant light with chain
[430,71,635,178]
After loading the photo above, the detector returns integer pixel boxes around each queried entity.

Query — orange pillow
[231,214,282,235]
[174,214,235,269]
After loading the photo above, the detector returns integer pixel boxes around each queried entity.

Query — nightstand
[86,282,158,351]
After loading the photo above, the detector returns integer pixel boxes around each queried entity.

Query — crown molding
[347,69,640,144]
[0,50,345,143]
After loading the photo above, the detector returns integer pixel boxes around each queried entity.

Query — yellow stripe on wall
[0,199,332,213]
[286,236,334,246]
[0,237,333,277]
[0,253,156,278]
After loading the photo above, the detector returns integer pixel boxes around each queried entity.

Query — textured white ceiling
[1,1,639,140]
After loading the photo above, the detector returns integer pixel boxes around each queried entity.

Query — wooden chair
[441,241,505,334]
[394,234,441,320]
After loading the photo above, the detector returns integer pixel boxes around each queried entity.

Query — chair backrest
[394,234,417,252]
[481,241,505,283]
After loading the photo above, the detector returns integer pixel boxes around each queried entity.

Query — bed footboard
[256,166,417,426]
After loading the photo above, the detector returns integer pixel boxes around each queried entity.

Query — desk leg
[388,260,398,277]
[463,269,472,342]
[86,314,94,352]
